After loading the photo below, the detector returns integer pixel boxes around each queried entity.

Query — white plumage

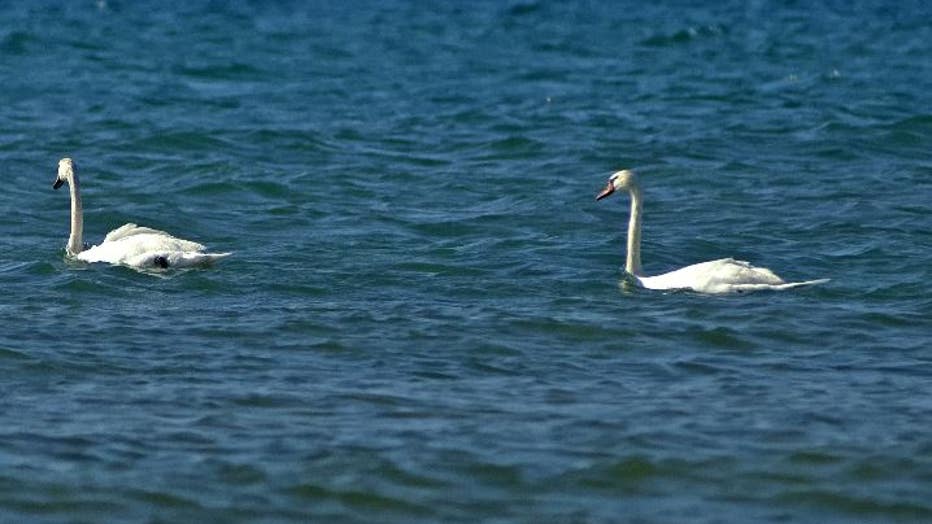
[53,158,230,270]
[596,169,827,294]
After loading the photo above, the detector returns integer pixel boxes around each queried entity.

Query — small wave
[0,30,35,54]
[285,482,435,516]
[483,135,545,158]
[774,490,932,520]
[173,62,264,81]
[506,2,543,17]
[0,347,31,361]
[640,24,727,47]
[129,131,235,153]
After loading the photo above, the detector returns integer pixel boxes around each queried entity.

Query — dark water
[2,1,931,522]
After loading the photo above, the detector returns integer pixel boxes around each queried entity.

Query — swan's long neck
[625,185,643,276]
[67,175,84,255]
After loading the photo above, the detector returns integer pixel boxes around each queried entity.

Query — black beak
[53,178,64,190]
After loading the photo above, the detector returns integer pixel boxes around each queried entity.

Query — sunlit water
[1,2,931,522]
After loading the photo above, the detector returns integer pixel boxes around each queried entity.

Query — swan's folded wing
[715,258,784,285]
[104,225,206,252]
[168,251,232,267]
[103,223,175,243]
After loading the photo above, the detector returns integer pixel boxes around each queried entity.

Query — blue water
[2,1,931,522]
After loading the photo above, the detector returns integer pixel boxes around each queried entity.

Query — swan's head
[53,158,75,190]
[595,169,638,201]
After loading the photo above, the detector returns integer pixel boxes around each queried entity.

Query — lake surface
[1,1,931,522]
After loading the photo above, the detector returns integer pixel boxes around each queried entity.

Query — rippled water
[2,1,931,522]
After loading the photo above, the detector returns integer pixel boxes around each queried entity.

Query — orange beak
[595,181,615,201]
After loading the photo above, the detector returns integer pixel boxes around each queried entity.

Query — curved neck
[625,186,643,276]
[67,175,84,255]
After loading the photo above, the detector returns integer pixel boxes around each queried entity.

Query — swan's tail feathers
[170,252,232,268]
[729,278,830,293]
[775,278,830,290]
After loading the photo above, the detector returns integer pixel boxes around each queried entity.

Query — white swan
[595,169,827,294]
[53,157,231,269]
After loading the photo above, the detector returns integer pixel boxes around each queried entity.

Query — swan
[53,157,231,269]
[595,169,828,294]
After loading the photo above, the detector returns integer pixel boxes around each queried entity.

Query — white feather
[54,158,230,270]
[597,169,827,294]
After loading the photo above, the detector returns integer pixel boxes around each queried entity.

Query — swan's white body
[637,257,825,294]
[596,170,827,294]
[53,158,230,269]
